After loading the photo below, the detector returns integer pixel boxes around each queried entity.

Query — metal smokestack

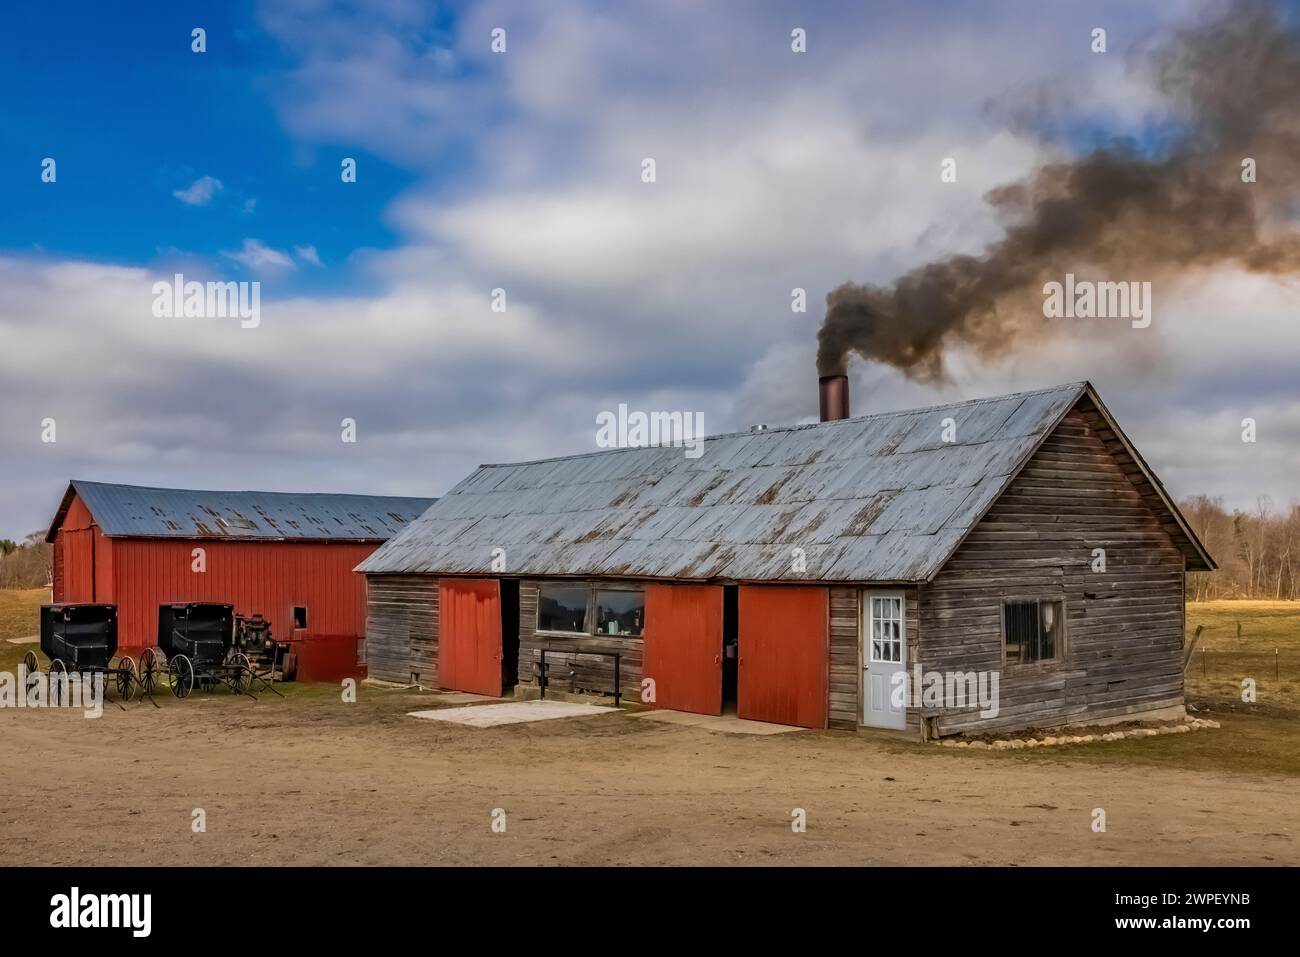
[818,374,849,422]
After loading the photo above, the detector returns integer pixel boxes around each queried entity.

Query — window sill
[534,629,644,642]
[1003,658,1070,674]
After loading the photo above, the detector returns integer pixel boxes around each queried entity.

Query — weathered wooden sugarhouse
[358,380,1213,737]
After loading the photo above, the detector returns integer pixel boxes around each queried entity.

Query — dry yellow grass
[1185,600,1300,709]
[0,587,47,672]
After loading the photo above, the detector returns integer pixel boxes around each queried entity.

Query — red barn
[46,481,435,675]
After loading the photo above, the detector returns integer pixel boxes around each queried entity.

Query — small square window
[293,606,308,630]
[1004,599,1062,664]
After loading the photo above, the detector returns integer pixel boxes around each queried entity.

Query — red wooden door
[737,585,828,729]
[438,579,503,696]
[642,584,723,715]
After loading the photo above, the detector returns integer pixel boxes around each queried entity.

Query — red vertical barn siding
[59,530,97,602]
[737,585,829,729]
[295,635,365,683]
[54,494,101,603]
[642,583,723,716]
[93,527,114,601]
[108,539,378,652]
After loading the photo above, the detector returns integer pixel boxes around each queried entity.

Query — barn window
[1004,599,1063,664]
[594,588,644,637]
[536,584,645,638]
[293,606,308,629]
[537,585,588,634]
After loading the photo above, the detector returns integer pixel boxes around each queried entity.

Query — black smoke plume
[818,0,1300,380]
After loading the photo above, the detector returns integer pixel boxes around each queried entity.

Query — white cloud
[0,0,1288,537]
[221,238,296,272]
[172,175,224,206]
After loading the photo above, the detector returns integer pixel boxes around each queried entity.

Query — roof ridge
[70,479,434,501]
[474,382,1088,470]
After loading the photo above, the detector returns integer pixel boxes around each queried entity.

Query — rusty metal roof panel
[357,383,1088,581]
[66,480,435,542]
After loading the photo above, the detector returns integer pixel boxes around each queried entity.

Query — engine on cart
[233,613,296,680]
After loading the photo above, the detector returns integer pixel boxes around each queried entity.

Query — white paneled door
[862,593,907,729]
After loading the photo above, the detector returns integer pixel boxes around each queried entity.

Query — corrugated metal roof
[52,480,436,542]
[358,383,1090,582]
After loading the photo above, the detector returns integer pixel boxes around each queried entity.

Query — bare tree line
[1180,495,1300,601]
[1,497,1297,601]
[0,533,52,590]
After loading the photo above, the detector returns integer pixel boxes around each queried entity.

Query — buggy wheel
[169,654,194,699]
[22,650,39,694]
[230,653,252,695]
[115,656,138,702]
[49,659,68,706]
[140,648,157,694]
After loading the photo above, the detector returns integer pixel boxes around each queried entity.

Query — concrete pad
[6,636,39,645]
[408,699,615,727]
[432,691,504,706]
[631,710,801,735]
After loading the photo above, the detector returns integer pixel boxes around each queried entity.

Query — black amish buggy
[152,602,276,698]
[24,603,145,704]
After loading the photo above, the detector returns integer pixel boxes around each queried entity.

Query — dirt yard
[1,682,1296,866]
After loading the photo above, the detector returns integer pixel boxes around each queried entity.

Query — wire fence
[1184,646,1300,708]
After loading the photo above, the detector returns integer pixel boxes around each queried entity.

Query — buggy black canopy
[40,604,118,671]
[157,603,234,664]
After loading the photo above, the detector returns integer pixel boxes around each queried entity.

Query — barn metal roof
[360,381,1156,583]
[48,480,436,542]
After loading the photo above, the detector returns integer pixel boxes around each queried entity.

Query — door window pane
[870,597,902,663]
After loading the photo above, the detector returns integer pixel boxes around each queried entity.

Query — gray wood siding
[828,588,858,729]
[517,580,642,699]
[364,574,438,685]
[902,589,922,735]
[920,405,1186,736]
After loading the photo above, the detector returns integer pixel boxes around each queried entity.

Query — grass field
[0,587,47,673]
[1185,600,1300,709]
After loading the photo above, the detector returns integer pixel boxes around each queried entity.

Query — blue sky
[1,0,1297,539]
[1,0,421,294]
